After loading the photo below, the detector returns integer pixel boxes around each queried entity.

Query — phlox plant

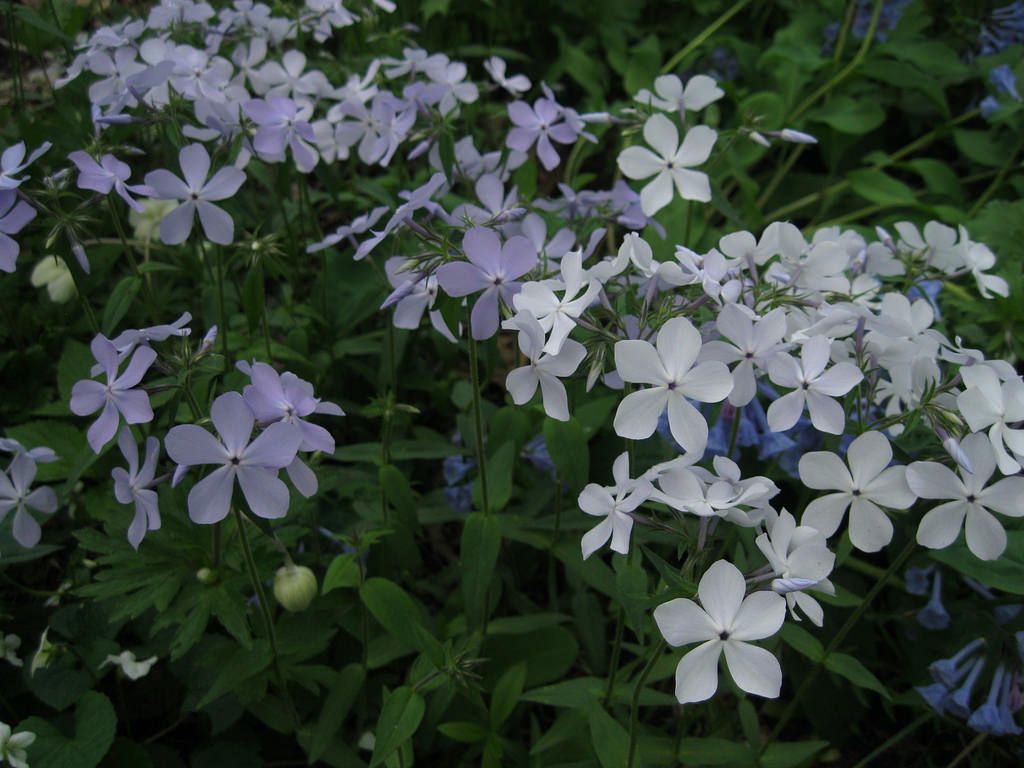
[2,0,1024,767]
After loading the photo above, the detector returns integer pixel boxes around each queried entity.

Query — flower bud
[195,567,217,584]
[273,564,318,612]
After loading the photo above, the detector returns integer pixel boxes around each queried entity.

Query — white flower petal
[723,641,782,699]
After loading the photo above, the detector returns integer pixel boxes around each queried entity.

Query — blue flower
[929,638,985,688]
[991,65,1021,101]
[522,434,557,479]
[916,569,951,631]
[945,657,986,719]
[444,483,473,514]
[904,564,936,596]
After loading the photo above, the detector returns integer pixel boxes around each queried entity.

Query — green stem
[726,405,743,458]
[627,638,666,768]
[763,537,915,747]
[831,0,859,69]
[68,265,100,335]
[108,197,159,318]
[232,508,301,731]
[466,307,491,516]
[604,606,626,702]
[850,713,930,768]
[967,136,1024,217]
[661,0,754,74]
[945,733,987,768]
[198,238,230,370]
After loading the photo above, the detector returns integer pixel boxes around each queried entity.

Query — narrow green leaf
[308,664,365,763]
[586,705,629,768]
[369,686,425,768]
[102,276,141,335]
[490,662,526,730]
[461,512,502,628]
[824,652,892,700]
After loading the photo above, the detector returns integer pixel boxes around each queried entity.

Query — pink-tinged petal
[436,261,488,297]
[463,226,503,275]
[113,389,153,425]
[673,639,722,704]
[201,166,246,201]
[127,500,148,549]
[671,168,711,203]
[580,516,613,559]
[117,427,139,477]
[211,392,255,456]
[548,122,577,145]
[115,345,157,389]
[506,126,538,154]
[681,361,733,403]
[642,113,679,159]
[965,505,1007,560]
[286,457,318,498]
[469,289,500,340]
[70,380,106,416]
[613,387,669,441]
[501,235,538,280]
[730,592,786,641]
[697,560,746,629]
[798,451,851,491]
[13,507,42,548]
[654,597,718,646]
[143,169,189,199]
[804,391,845,435]
[614,340,669,385]
[916,501,967,550]
[237,466,290,519]
[617,146,664,180]
[640,169,674,217]
[297,420,334,454]
[723,641,782,699]
[801,493,851,538]
[165,424,227,466]
[187,465,235,524]
[196,201,234,245]
[677,125,717,167]
[113,467,133,504]
[179,143,211,190]
[847,498,893,553]
[87,400,120,452]
[506,101,537,128]
[666,394,709,456]
[243,421,301,469]
[159,201,197,245]
[0,199,37,233]
[766,390,805,432]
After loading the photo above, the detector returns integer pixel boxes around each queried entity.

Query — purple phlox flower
[428,135,524,183]
[382,47,449,80]
[71,335,156,453]
[165,391,303,523]
[353,172,447,261]
[427,61,479,115]
[92,313,193,375]
[915,568,950,630]
[382,257,456,341]
[307,206,388,253]
[506,97,577,171]
[111,427,161,549]
[305,0,360,43]
[184,96,249,144]
[484,56,531,96]
[88,47,148,108]
[435,227,537,340]
[328,93,415,167]
[519,213,575,264]
[451,173,524,225]
[169,46,233,103]
[990,64,1021,101]
[0,141,52,190]
[68,151,152,212]
[244,97,319,173]
[0,439,58,469]
[231,38,269,92]
[0,191,37,273]
[147,0,215,29]
[144,143,246,245]
[258,49,331,101]
[0,453,58,548]
[125,59,176,108]
[331,59,382,104]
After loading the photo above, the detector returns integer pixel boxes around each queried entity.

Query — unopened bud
[273,564,318,612]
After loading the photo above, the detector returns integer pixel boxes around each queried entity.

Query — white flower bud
[273,564,318,612]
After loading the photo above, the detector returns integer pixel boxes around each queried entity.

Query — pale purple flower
[87,48,147,109]
[451,174,523,225]
[0,191,37,273]
[144,144,246,245]
[506,98,577,171]
[258,50,330,100]
[353,173,447,261]
[169,46,233,102]
[307,206,388,253]
[68,151,151,212]
[427,61,479,115]
[111,427,160,549]
[328,93,415,167]
[164,392,302,523]
[0,439,58,469]
[436,227,537,339]
[70,335,156,453]
[147,0,215,29]
[0,141,52,190]
[382,256,455,341]
[483,56,531,96]
[244,97,319,172]
[0,454,58,548]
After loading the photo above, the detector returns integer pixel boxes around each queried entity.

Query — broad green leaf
[19,692,117,768]
[102,276,141,335]
[779,623,824,662]
[438,721,488,744]
[472,440,516,512]
[931,530,1024,594]
[308,664,365,763]
[678,737,756,766]
[847,168,916,205]
[359,578,437,656]
[490,662,526,730]
[461,512,502,628]
[762,740,830,768]
[543,417,589,491]
[738,699,760,749]
[824,652,891,700]
[586,705,629,768]
[369,686,425,768]
[809,96,884,135]
[322,554,362,594]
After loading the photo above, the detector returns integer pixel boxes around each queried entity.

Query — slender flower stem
[627,638,666,768]
[197,237,230,369]
[107,197,158,317]
[945,733,987,768]
[967,136,1024,217]
[466,307,491,516]
[726,405,743,458]
[850,712,930,768]
[232,508,301,731]
[763,537,915,747]
[661,0,753,74]
[68,265,100,335]
[604,606,626,702]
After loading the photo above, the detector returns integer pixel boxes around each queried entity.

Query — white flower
[755,509,836,626]
[578,452,653,559]
[512,250,600,354]
[102,649,158,680]
[798,431,916,552]
[634,74,723,114]
[621,231,689,285]
[700,304,788,406]
[953,226,1008,299]
[654,560,786,704]
[503,311,586,422]
[0,634,22,668]
[652,456,777,527]
[956,365,1024,475]
[893,220,960,272]
[0,721,35,768]
[766,336,863,435]
[483,56,531,96]
[613,317,733,456]
[30,257,76,303]
[617,113,716,216]
[908,433,1024,560]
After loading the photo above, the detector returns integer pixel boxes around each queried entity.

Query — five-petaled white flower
[956,365,1024,475]
[654,559,786,704]
[799,431,916,553]
[512,250,600,355]
[755,509,836,626]
[613,317,734,457]
[634,74,724,115]
[701,304,788,406]
[503,311,586,422]
[578,452,653,559]
[908,433,1024,560]
[617,113,717,216]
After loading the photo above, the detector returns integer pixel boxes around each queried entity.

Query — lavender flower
[435,227,537,339]
[165,392,302,523]
[307,206,388,253]
[0,191,37,273]
[68,151,152,211]
[0,142,52,190]
[144,143,246,245]
[240,361,343,451]
[244,97,319,173]
[70,335,156,453]
[0,454,58,549]
[0,439,58,470]
[506,97,577,171]
[111,427,160,549]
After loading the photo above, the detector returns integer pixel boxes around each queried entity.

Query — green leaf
[932,530,1024,594]
[308,664,365,763]
[490,662,526,730]
[824,652,891,700]
[847,168,916,205]
[678,737,756,766]
[241,264,266,335]
[369,686,425,768]
[614,554,647,630]
[809,96,885,135]
[586,705,629,768]
[197,641,273,708]
[738,699,760,749]
[359,578,439,658]
[461,512,502,628]
[322,554,362,594]
[954,129,1011,168]
[779,623,824,662]
[624,35,661,96]
[543,417,590,491]
[438,721,488,744]
[761,740,830,768]
[102,276,141,335]
[472,440,516,512]
[19,692,117,768]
